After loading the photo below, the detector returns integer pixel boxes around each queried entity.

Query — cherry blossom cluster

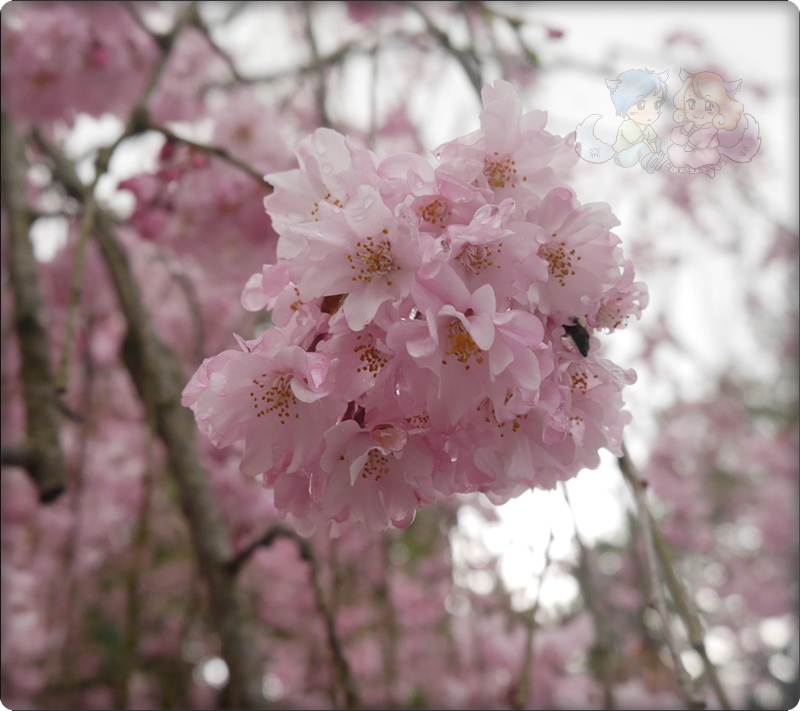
[0,2,226,128]
[183,80,648,533]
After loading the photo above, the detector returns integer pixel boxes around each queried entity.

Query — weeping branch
[401,1,483,98]
[1,114,67,503]
[228,524,361,709]
[152,252,207,365]
[55,196,95,393]
[115,451,156,709]
[562,484,618,709]
[301,2,332,128]
[618,445,711,710]
[619,446,732,710]
[91,2,199,182]
[511,527,554,710]
[34,132,266,709]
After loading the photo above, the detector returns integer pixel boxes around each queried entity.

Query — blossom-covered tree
[1,2,797,710]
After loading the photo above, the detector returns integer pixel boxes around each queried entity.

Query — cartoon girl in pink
[667,69,760,178]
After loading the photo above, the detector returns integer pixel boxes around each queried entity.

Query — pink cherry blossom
[316,418,435,531]
[286,184,422,331]
[185,78,646,532]
[434,80,579,217]
[182,327,344,478]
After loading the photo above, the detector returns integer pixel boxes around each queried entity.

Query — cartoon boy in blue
[576,68,669,173]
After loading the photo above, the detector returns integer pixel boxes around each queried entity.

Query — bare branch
[34,132,267,709]
[0,445,34,469]
[401,1,483,98]
[205,39,362,92]
[92,2,200,181]
[511,526,554,710]
[620,447,732,710]
[120,1,155,37]
[148,122,269,186]
[561,483,618,709]
[301,2,332,128]
[56,197,95,394]
[1,114,67,503]
[618,445,707,710]
[153,252,207,365]
[228,524,361,709]
[190,8,246,84]
[115,455,155,709]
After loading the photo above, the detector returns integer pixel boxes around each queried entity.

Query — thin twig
[151,252,206,364]
[511,526,555,709]
[53,328,95,696]
[301,1,331,128]
[618,445,707,709]
[148,122,269,186]
[0,445,34,469]
[221,1,250,25]
[115,448,155,709]
[622,448,732,710]
[562,483,617,709]
[367,38,380,152]
[204,39,361,92]
[189,8,245,84]
[120,1,154,38]
[140,3,200,105]
[93,2,199,181]
[56,197,95,393]
[401,1,483,98]
[377,534,399,701]
[227,524,361,709]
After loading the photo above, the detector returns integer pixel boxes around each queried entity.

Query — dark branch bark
[229,524,361,709]
[34,132,266,709]
[1,114,67,503]
[0,445,34,469]
[301,2,332,128]
[402,1,483,98]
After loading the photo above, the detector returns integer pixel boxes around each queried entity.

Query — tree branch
[204,39,362,92]
[1,114,67,503]
[301,2,332,128]
[56,196,95,394]
[618,445,707,710]
[92,2,199,182]
[562,483,617,709]
[620,447,732,710]
[189,7,246,85]
[228,524,361,709]
[511,526,554,710]
[401,1,483,98]
[34,131,266,709]
[148,121,269,186]
[0,445,34,469]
